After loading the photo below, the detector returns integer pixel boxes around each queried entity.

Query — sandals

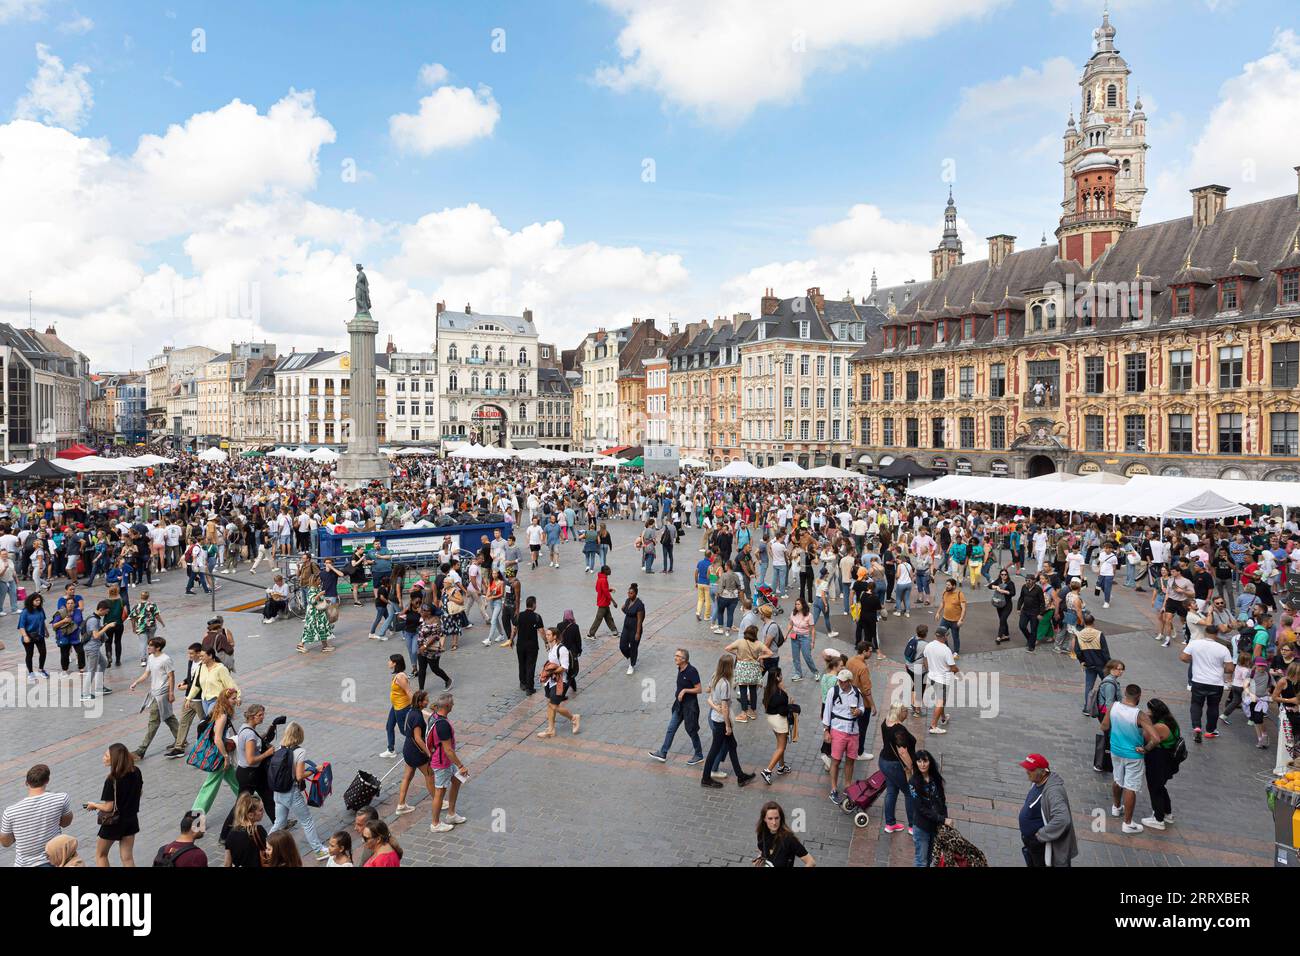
[296,644,307,654]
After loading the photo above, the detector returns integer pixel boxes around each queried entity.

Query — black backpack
[153,842,202,867]
[267,746,297,794]
[561,623,583,660]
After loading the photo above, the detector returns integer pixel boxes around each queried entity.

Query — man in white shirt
[1180,627,1233,742]
[0,764,73,867]
[262,573,290,623]
[525,518,545,570]
[923,627,959,734]
[822,669,864,806]
[129,636,177,758]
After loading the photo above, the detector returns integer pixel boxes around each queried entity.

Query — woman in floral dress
[297,565,334,654]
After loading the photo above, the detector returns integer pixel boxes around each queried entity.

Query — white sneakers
[626,664,635,675]
[430,822,454,833]
[1122,821,1144,834]
[394,804,415,815]
[1140,816,1166,830]
[444,813,467,825]
[378,749,397,758]
[1102,602,1110,609]
[367,633,379,641]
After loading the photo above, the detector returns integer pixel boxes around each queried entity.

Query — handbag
[324,601,340,625]
[991,591,1007,609]
[1092,732,1113,773]
[96,779,120,828]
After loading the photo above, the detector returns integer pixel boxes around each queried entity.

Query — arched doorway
[471,404,509,447]
[1027,454,1056,478]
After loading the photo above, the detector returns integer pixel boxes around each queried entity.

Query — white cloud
[952,57,1078,132]
[1146,29,1300,222]
[720,202,978,309]
[593,0,1010,125]
[389,65,499,154]
[13,43,94,131]
[58,13,94,34]
[0,0,48,23]
[0,91,689,366]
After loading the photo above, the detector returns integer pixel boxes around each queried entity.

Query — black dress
[98,767,143,840]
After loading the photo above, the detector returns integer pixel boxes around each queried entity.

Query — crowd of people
[1,448,1297,868]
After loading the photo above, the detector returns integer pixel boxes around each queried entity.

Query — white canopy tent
[1125,473,1300,509]
[197,447,228,462]
[591,455,622,468]
[705,460,763,479]
[679,457,709,469]
[391,446,439,456]
[1073,471,1130,485]
[756,462,809,480]
[1030,472,1077,482]
[309,447,340,463]
[803,464,864,480]
[57,455,136,474]
[450,445,514,461]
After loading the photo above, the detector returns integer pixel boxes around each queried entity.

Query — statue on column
[353,264,371,315]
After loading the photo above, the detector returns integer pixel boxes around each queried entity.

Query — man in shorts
[923,627,959,733]
[822,668,864,806]
[426,693,468,834]
[1100,683,1158,834]
[526,518,544,570]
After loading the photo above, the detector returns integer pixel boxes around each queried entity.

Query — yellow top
[188,660,239,702]
[390,674,411,710]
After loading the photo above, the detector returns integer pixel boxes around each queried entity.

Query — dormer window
[1174,287,1192,316]
[798,320,810,339]
[1045,300,1058,330]
[1219,279,1240,312]
[935,322,945,344]
[1282,271,1300,305]
[995,312,1009,337]
[1031,303,1044,331]
[962,316,975,340]
[909,325,920,347]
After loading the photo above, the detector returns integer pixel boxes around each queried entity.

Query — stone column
[337,310,390,488]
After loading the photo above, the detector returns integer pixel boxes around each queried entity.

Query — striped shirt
[1,791,72,866]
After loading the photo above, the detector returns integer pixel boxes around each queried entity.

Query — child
[1242,657,1271,749]
[1220,650,1252,724]
[326,831,353,867]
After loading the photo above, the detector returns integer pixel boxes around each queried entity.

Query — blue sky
[2,0,1299,368]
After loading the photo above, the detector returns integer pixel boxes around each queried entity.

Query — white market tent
[450,445,513,460]
[705,460,763,479]
[591,455,622,468]
[803,464,864,480]
[58,455,136,474]
[513,447,568,463]
[906,474,1250,520]
[1124,473,1300,509]
[757,462,809,480]
[1029,472,1077,482]
[1073,471,1130,485]
[680,457,709,469]
[197,447,228,462]
[309,447,340,463]
[391,447,438,456]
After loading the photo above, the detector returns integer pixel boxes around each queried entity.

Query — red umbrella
[56,443,97,460]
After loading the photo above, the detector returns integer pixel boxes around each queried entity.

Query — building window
[1219,280,1239,311]
[816,388,826,409]
[831,419,841,441]
[910,325,921,347]
[1124,414,1146,452]
[1031,304,1043,331]
[931,417,944,449]
[860,417,871,445]
[783,355,793,375]
[1124,353,1146,393]
[1107,83,1117,107]
[860,372,871,395]
[990,415,1006,450]
[906,371,919,402]
[1282,271,1300,305]
[798,321,810,339]
[832,357,841,377]
[832,388,841,408]
[1084,355,1104,394]
[1217,413,1243,454]
[799,420,809,440]
[995,313,1008,337]
[1273,342,1299,387]
[396,401,406,416]
[1218,346,1243,389]
[1271,412,1299,456]
[959,417,974,449]
[930,368,945,401]
[816,420,825,441]
[1174,288,1191,316]
[1085,414,1104,451]
[883,373,895,401]
[958,366,974,399]
[1168,414,1193,453]
[800,355,810,375]
[816,356,826,376]
[906,418,919,448]
[447,344,458,361]
[783,420,793,440]
[882,418,894,446]
[963,316,974,340]
[800,387,810,409]
[990,363,1006,398]
[1169,349,1193,392]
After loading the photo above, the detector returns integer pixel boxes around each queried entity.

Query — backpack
[153,842,202,867]
[267,746,297,794]
[903,635,919,664]
[762,620,785,649]
[561,623,583,660]
[1170,735,1189,771]
[830,685,861,726]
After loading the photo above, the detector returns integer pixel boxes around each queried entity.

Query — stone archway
[1027,454,1056,478]
[471,404,509,447]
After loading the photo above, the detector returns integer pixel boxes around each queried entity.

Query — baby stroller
[753,584,784,615]
[840,770,887,828]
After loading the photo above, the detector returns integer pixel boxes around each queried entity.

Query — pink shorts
[829,729,859,761]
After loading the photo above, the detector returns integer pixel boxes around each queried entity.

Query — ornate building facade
[849,13,1300,482]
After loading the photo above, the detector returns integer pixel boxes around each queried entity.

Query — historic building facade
[849,13,1300,482]
[578,319,666,449]
[436,303,538,449]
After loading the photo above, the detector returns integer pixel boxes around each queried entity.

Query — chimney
[987,234,1016,268]
[761,288,780,315]
[464,302,472,314]
[669,321,679,335]
[523,308,533,323]
[44,324,57,336]
[1190,184,1229,228]
[732,312,750,329]
[385,334,396,355]
[435,301,445,316]
[806,287,825,312]
[631,317,641,326]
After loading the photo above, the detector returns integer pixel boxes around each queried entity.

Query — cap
[836,668,854,682]
[821,648,842,659]
[1019,753,1050,771]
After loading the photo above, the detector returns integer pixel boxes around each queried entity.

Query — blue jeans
[704,720,744,778]
[841,586,852,615]
[758,560,769,587]
[658,708,704,760]
[942,619,960,654]
[913,826,934,867]
[880,757,914,827]
[373,602,398,637]
[585,551,597,571]
[716,596,737,628]
[643,549,655,572]
[386,704,410,751]
[772,565,788,594]
[812,597,833,635]
[916,570,931,599]
[487,599,504,642]
[404,631,419,670]
[0,579,17,613]
[895,583,912,614]
[662,548,674,572]
[789,634,816,679]
[185,568,210,593]
[600,545,610,567]
[1124,562,1136,587]
[1099,576,1113,602]
[271,786,325,853]
[1084,667,1102,711]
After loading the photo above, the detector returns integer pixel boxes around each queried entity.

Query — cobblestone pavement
[0,521,1281,866]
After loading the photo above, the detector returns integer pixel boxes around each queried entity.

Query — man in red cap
[1018,753,1078,867]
